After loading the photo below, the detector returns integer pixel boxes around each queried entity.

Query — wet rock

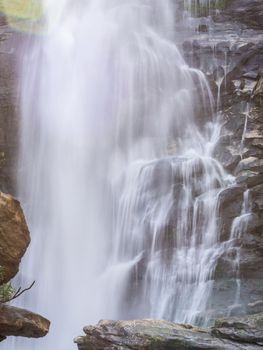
[212,312,263,345]
[251,184,263,217]
[239,247,263,279]
[198,24,208,33]
[244,214,263,234]
[217,186,244,216]
[225,0,263,30]
[247,301,263,315]
[235,157,263,175]
[214,146,241,172]
[0,23,20,194]
[253,75,263,106]
[75,316,263,350]
[236,172,263,188]
[228,304,246,317]
[217,186,244,240]
[0,335,6,342]
[0,303,50,339]
[0,192,30,283]
[146,158,173,196]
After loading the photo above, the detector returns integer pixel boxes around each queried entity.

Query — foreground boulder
[0,191,50,343]
[0,303,50,341]
[212,313,263,345]
[75,313,263,350]
[0,192,30,283]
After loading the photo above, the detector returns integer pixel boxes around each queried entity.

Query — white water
[9,1,239,349]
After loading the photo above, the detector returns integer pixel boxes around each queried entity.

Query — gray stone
[235,157,263,175]
[212,313,263,345]
[75,315,263,350]
[247,301,263,315]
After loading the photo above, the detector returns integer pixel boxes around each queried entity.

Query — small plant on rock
[0,266,15,302]
[0,266,35,303]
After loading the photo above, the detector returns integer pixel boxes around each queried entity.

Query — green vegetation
[0,266,15,303]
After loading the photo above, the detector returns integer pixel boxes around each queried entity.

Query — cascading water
[8,1,241,349]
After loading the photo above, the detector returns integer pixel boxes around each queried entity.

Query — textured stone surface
[212,313,263,344]
[0,192,30,283]
[75,315,263,350]
[180,0,263,319]
[0,303,50,339]
[0,19,20,194]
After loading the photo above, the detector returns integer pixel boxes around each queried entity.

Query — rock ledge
[0,303,50,341]
[75,313,263,350]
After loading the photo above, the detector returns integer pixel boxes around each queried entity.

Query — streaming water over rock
[9,1,245,349]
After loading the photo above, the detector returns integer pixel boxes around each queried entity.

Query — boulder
[212,313,263,345]
[75,315,263,350]
[0,192,30,283]
[0,303,50,339]
[235,157,263,175]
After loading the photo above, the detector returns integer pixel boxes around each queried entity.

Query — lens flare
[0,0,43,33]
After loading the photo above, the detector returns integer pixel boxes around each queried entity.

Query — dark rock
[247,301,263,315]
[0,335,6,342]
[239,246,263,279]
[244,214,263,234]
[225,1,263,29]
[235,157,263,175]
[198,24,208,33]
[251,184,263,217]
[217,186,244,217]
[212,313,263,345]
[217,186,244,240]
[0,192,30,283]
[236,172,263,188]
[253,75,263,106]
[0,303,50,339]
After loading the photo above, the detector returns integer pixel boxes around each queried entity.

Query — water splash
[228,190,251,309]
[240,102,251,158]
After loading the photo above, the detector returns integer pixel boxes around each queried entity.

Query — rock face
[212,313,263,345]
[0,304,50,341]
[0,192,30,283]
[179,0,263,320]
[75,313,263,350]
[0,17,20,195]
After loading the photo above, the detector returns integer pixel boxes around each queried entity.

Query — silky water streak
[11,1,234,349]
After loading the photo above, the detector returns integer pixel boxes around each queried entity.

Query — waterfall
[9,1,237,349]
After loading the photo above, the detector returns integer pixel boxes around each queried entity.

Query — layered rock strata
[75,313,263,350]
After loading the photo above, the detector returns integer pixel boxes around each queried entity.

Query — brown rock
[0,303,50,338]
[0,192,30,283]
